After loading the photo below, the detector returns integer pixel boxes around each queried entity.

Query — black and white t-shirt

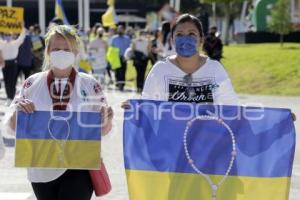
[142,57,238,105]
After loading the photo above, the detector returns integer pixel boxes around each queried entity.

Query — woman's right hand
[9,99,35,131]
[16,99,35,113]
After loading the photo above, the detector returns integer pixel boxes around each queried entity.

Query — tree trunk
[280,34,284,47]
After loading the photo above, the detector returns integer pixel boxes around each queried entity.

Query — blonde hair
[42,25,81,71]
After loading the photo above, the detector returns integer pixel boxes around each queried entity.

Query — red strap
[47,68,77,110]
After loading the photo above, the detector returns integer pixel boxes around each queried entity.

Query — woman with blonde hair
[8,25,113,200]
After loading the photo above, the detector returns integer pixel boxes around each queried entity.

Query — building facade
[0,0,165,29]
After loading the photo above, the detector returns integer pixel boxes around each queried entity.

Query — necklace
[183,115,237,200]
[175,56,207,99]
[48,116,70,164]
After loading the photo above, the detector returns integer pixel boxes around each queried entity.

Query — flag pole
[39,0,46,35]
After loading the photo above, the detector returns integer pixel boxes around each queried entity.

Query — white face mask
[49,50,75,70]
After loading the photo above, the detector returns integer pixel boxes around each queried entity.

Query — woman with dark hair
[142,13,238,104]
[156,21,175,59]
[131,30,151,93]
[122,13,239,199]
[161,21,171,46]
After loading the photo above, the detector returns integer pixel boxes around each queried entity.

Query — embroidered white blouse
[11,69,106,183]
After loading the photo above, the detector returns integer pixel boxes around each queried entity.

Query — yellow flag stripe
[15,139,101,169]
[126,170,291,200]
[107,0,114,6]
[102,6,116,27]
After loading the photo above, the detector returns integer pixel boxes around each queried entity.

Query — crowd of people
[0,17,224,104]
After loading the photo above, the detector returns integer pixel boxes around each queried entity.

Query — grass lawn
[222,43,300,96]
[126,43,300,96]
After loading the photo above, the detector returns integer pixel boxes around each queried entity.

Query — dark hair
[171,14,204,38]
[33,24,41,34]
[161,21,171,45]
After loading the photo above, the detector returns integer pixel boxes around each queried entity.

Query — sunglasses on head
[183,74,196,98]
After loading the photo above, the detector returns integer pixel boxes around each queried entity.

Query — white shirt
[142,57,238,105]
[0,29,26,60]
[133,37,149,56]
[12,70,106,183]
[88,38,107,70]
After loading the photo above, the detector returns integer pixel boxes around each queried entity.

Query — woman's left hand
[101,106,113,136]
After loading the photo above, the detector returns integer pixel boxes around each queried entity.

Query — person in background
[203,26,223,61]
[0,28,26,105]
[105,27,116,85]
[107,27,116,45]
[30,24,45,73]
[149,30,159,65]
[17,30,34,79]
[88,27,108,85]
[89,23,102,42]
[156,21,175,60]
[131,30,150,93]
[77,26,89,53]
[111,25,131,91]
[126,26,135,39]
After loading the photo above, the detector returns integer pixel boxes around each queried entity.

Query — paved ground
[0,86,299,200]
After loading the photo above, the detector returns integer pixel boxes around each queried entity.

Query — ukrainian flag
[102,0,118,27]
[123,100,296,200]
[55,0,70,25]
[78,59,93,74]
[15,111,101,169]
[107,0,114,6]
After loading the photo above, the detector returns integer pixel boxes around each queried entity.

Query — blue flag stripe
[123,100,296,177]
[17,111,101,140]
[56,0,70,25]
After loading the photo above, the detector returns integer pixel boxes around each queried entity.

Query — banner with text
[0,6,24,33]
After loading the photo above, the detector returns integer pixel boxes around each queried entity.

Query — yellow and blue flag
[15,111,101,169]
[55,0,69,25]
[106,46,121,70]
[123,100,296,200]
[102,0,118,27]
[107,0,114,6]
[78,59,93,74]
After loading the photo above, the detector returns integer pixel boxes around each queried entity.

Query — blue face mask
[175,35,198,58]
